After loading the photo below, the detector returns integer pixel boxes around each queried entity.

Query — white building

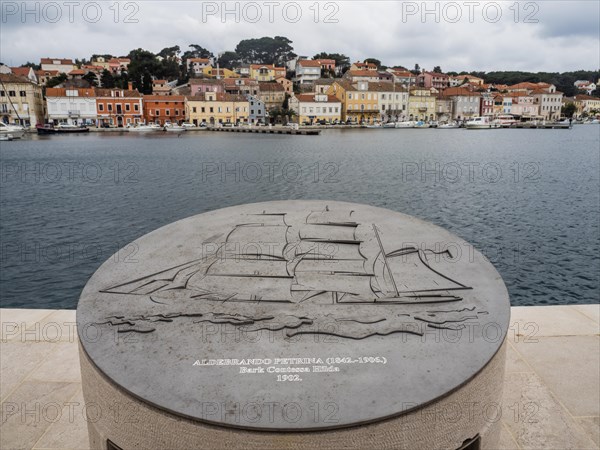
[45,88,97,126]
[187,58,211,76]
[532,85,563,120]
[40,58,76,74]
[289,93,342,124]
[373,83,408,120]
[294,60,322,85]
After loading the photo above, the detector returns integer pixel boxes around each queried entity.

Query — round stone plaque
[77,201,510,433]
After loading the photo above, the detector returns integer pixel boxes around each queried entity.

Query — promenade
[1,305,598,450]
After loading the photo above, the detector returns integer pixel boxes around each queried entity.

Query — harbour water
[1,127,598,309]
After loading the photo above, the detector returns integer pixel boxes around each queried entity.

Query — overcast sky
[1,1,598,72]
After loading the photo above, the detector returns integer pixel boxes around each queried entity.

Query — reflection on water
[0,127,598,308]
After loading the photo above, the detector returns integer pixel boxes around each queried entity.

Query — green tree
[82,71,98,87]
[364,58,381,69]
[217,51,240,69]
[433,66,442,73]
[562,102,576,118]
[313,52,350,76]
[158,45,181,59]
[20,61,41,70]
[100,70,115,88]
[46,73,68,88]
[235,36,296,65]
[142,71,153,94]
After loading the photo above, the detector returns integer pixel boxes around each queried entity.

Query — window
[99,104,104,111]
[166,110,170,116]
[201,107,205,113]
[0,91,4,96]
[193,107,197,113]
[107,104,113,111]
[19,91,26,97]
[155,110,160,116]
[134,104,139,111]
[9,91,15,97]
[125,104,130,112]
[209,107,214,113]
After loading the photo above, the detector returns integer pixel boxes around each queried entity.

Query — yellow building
[201,66,239,79]
[0,73,45,126]
[327,80,379,123]
[185,92,249,125]
[573,94,600,117]
[249,64,286,82]
[289,93,342,124]
[408,87,437,121]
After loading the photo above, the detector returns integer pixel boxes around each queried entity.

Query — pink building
[189,78,225,96]
[417,72,450,90]
[509,93,539,118]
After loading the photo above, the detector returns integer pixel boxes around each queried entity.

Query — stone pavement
[1,305,598,450]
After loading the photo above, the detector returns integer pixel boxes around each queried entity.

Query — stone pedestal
[77,201,511,450]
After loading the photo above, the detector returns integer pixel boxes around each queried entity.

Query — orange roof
[69,69,85,75]
[40,58,74,65]
[153,79,167,84]
[10,67,32,77]
[46,87,96,97]
[258,82,284,92]
[187,92,247,102]
[442,87,479,97]
[0,73,34,84]
[189,58,210,63]
[298,60,322,67]
[347,70,379,77]
[574,94,600,101]
[36,69,59,76]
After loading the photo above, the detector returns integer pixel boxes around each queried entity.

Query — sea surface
[1,126,599,309]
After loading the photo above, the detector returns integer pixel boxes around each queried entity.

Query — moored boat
[438,122,459,129]
[0,122,25,139]
[465,117,501,129]
[127,123,162,132]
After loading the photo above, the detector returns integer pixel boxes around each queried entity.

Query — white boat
[382,122,397,128]
[364,123,382,129]
[465,117,501,129]
[438,122,460,129]
[0,122,25,139]
[164,123,187,132]
[413,120,431,128]
[496,114,518,127]
[127,123,162,132]
[395,121,416,128]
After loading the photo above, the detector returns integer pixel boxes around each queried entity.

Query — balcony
[68,110,81,117]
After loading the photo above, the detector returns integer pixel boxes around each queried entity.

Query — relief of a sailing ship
[98,208,486,338]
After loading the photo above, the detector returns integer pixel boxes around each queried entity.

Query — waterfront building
[95,88,143,127]
[257,82,286,111]
[288,93,341,124]
[434,95,453,121]
[247,95,266,124]
[507,92,539,118]
[531,85,563,120]
[327,80,379,124]
[573,94,600,117]
[249,64,286,82]
[480,92,494,116]
[185,92,249,125]
[233,64,251,77]
[40,58,76,73]
[408,87,437,121]
[440,87,480,120]
[417,72,450,90]
[46,87,97,126]
[189,78,225,95]
[143,95,186,125]
[294,60,322,85]
[0,73,45,126]
[370,82,408,121]
[501,96,513,114]
[201,66,238,79]
[187,58,211,76]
